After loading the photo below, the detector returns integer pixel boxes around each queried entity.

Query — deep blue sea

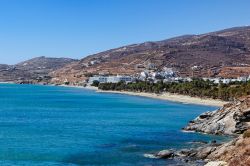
[0,84,226,166]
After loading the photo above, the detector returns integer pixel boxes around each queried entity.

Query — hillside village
[1,26,250,86]
[86,66,250,86]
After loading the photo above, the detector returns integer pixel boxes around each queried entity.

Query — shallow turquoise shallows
[0,84,225,166]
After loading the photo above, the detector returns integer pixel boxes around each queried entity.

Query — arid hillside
[51,26,250,84]
[0,56,77,83]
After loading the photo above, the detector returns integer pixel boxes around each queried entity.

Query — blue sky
[0,0,249,64]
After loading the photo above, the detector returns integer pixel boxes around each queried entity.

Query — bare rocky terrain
[1,26,250,84]
[184,96,250,135]
[51,26,250,84]
[0,56,77,83]
[152,96,250,166]
[184,96,250,165]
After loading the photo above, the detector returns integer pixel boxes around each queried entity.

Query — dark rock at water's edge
[144,143,218,165]
[187,140,209,145]
[149,141,222,160]
[146,133,250,165]
[150,96,250,165]
[155,150,175,159]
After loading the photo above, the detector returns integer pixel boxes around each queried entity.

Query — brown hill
[51,26,250,84]
[0,56,77,83]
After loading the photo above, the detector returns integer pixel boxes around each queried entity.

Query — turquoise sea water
[0,84,226,166]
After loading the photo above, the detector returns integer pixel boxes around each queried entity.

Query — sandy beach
[97,90,227,107]
[57,85,226,107]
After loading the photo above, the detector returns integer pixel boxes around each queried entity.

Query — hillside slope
[0,56,77,83]
[51,26,250,84]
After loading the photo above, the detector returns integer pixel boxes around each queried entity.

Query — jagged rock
[196,146,217,159]
[183,96,250,165]
[176,149,196,157]
[152,97,250,165]
[156,150,174,159]
[184,96,250,135]
[188,140,208,145]
[199,114,212,119]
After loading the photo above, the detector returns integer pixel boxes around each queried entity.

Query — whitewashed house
[88,75,134,84]
[237,76,248,82]
[222,79,231,84]
[88,76,108,84]
[106,76,134,83]
[140,71,149,79]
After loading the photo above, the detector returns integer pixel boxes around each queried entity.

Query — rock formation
[183,96,250,165]
[184,96,250,135]
[153,96,250,165]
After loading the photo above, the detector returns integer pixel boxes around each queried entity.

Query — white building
[162,67,175,77]
[237,76,248,82]
[222,79,231,84]
[248,75,250,81]
[88,75,134,84]
[140,71,148,78]
[204,76,249,84]
[88,76,108,84]
[106,76,134,83]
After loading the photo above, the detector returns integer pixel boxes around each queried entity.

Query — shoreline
[0,83,234,165]
[0,83,226,106]
[62,84,226,107]
[97,90,227,107]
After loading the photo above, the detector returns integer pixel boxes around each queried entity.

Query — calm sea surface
[0,84,226,166]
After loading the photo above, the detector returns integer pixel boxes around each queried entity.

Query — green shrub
[91,80,100,87]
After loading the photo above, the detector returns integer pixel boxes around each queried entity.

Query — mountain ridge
[51,26,250,84]
[1,26,250,84]
[0,56,77,83]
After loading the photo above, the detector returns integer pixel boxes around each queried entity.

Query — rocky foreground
[184,96,250,135]
[153,96,250,166]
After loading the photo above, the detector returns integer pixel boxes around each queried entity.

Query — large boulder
[155,150,174,159]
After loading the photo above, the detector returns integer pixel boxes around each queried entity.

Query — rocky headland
[184,96,250,135]
[152,96,250,166]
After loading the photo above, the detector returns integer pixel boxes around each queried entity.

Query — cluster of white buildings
[87,66,250,85]
[88,74,250,85]
[203,76,250,84]
[88,68,183,84]
[139,68,176,80]
[138,68,194,83]
[88,75,134,84]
